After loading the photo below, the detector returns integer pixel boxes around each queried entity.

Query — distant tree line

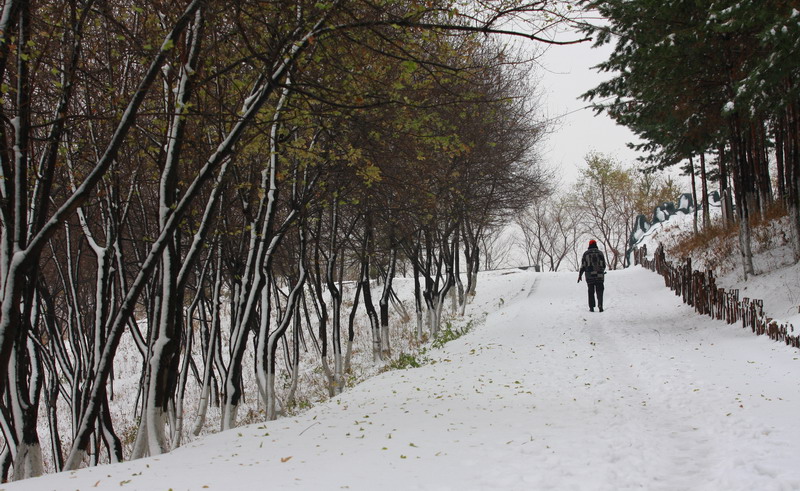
[580,0,800,275]
[0,0,583,481]
[516,153,679,272]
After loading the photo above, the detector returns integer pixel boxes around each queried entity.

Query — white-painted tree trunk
[221,402,239,432]
[265,240,308,419]
[428,302,438,338]
[345,338,354,375]
[256,280,272,409]
[12,442,43,481]
[146,408,169,457]
[265,373,278,421]
[6,342,44,480]
[333,332,344,395]
[62,0,319,468]
[286,322,300,408]
[193,253,223,436]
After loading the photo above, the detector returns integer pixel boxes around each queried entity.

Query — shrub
[431,319,475,349]
[387,352,424,370]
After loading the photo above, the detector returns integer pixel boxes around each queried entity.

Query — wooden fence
[633,244,800,349]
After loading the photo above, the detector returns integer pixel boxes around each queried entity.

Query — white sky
[534,37,645,187]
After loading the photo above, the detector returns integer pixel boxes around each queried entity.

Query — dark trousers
[587,282,604,309]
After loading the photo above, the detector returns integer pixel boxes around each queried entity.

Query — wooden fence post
[631,244,799,351]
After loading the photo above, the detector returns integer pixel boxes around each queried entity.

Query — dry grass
[670,222,738,271]
[668,203,790,273]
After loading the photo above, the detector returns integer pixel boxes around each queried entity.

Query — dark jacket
[580,243,606,285]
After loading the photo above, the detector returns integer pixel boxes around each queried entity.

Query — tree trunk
[265,232,308,420]
[361,258,382,363]
[9,338,45,480]
[285,305,302,408]
[718,143,734,224]
[193,250,223,436]
[774,118,787,203]
[690,156,698,235]
[412,243,425,340]
[731,121,756,277]
[786,103,800,262]
[699,153,710,229]
[360,215,382,363]
[324,201,344,394]
[345,280,361,373]
[378,246,397,358]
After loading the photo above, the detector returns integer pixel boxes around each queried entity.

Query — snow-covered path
[10,267,800,490]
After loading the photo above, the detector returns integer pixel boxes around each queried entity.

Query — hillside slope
[9,267,800,490]
[635,209,800,328]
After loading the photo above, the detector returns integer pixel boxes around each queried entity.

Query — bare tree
[517,192,580,272]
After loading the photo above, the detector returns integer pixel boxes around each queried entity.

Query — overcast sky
[534,37,645,188]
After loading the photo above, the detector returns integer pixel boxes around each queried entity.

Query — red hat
[589,239,597,246]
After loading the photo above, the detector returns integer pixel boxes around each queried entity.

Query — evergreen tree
[581,0,800,267]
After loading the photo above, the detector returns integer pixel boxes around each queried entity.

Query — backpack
[583,249,606,283]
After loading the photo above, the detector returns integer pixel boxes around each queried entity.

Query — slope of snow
[636,210,800,328]
[10,267,800,490]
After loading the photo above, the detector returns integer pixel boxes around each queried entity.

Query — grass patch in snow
[385,316,483,371]
[387,352,428,370]
[432,318,477,349]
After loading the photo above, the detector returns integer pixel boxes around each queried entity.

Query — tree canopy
[580,0,800,271]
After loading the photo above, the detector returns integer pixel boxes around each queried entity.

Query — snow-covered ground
[636,209,800,328]
[10,266,800,490]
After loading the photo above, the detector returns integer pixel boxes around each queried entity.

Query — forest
[1,0,799,484]
[581,0,800,277]
[0,0,584,481]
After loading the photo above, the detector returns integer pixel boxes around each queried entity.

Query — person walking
[577,239,606,312]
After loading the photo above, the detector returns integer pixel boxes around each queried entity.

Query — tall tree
[0,0,578,479]
[581,0,800,267]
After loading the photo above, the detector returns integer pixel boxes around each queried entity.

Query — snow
[9,267,800,490]
[636,207,800,329]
